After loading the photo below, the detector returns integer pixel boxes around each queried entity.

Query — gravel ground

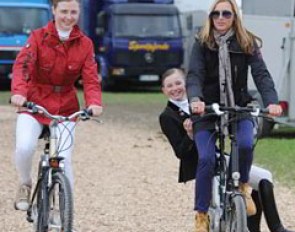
[0,104,294,232]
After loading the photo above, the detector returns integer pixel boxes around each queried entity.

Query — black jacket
[187,36,278,107]
[186,36,279,130]
[159,101,198,183]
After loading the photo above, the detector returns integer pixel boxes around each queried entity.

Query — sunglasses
[210,10,233,19]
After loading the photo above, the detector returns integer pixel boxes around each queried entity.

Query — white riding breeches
[249,165,273,191]
[14,113,76,189]
[222,153,273,190]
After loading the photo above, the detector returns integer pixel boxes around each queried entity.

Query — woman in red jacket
[10,0,102,211]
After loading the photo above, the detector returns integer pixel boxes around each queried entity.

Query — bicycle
[21,101,92,232]
[200,103,268,232]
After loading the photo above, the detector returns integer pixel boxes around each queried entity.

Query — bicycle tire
[226,194,247,232]
[36,172,49,232]
[35,171,73,232]
[48,172,73,232]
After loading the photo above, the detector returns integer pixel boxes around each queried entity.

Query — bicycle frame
[208,103,267,232]
[24,102,92,230]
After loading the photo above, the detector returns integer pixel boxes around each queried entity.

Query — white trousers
[14,113,76,188]
[223,154,273,190]
[249,165,273,191]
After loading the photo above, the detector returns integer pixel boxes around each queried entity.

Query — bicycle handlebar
[23,101,92,121]
[205,103,269,117]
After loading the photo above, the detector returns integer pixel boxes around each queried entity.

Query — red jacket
[12,21,102,125]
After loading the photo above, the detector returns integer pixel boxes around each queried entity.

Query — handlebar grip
[205,105,213,111]
[260,108,269,114]
[22,101,35,109]
[86,109,93,116]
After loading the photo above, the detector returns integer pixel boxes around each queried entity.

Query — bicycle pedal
[26,215,34,223]
[26,208,33,223]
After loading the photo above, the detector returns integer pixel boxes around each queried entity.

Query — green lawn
[2,90,294,187]
[1,90,166,106]
[254,137,295,188]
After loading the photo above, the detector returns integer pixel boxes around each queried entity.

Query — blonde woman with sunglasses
[186,0,282,231]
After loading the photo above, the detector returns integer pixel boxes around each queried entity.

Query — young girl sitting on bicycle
[160,68,292,232]
[186,0,282,231]
[10,0,102,211]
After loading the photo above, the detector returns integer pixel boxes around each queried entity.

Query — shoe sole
[14,201,29,211]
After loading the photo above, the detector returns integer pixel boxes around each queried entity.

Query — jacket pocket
[66,62,82,78]
[38,59,54,80]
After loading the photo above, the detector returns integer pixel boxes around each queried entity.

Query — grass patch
[1,90,167,106]
[79,91,166,106]
[254,136,295,188]
[0,91,11,105]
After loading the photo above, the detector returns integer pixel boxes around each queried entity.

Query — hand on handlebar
[11,95,27,107]
[190,101,205,115]
[87,105,103,117]
[267,104,282,117]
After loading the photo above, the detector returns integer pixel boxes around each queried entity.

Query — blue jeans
[194,119,254,212]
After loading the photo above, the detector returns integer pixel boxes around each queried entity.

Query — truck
[79,0,183,89]
[242,0,295,135]
[0,0,51,86]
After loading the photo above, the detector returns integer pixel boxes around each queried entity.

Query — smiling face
[162,71,186,101]
[211,2,234,34]
[52,0,80,31]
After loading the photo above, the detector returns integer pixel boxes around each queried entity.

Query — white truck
[242,0,295,135]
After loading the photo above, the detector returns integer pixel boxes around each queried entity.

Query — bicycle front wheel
[47,172,73,232]
[226,194,247,232]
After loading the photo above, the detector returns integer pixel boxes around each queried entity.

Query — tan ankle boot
[195,212,209,232]
[240,183,257,216]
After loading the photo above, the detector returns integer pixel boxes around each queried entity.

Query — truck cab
[80,0,183,89]
[0,0,51,85]
[242,0,295,135]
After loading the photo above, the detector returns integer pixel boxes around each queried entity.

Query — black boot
[247,189,262,232]
[259,179,294,232]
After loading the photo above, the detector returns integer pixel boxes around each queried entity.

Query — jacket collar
[201,35,244,53]
[44,21,83,42]
[167,101,190,117]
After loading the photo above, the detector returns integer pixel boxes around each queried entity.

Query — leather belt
[34,83,74,93]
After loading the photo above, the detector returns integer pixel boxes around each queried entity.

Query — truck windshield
[0,7,49,35]
[113,14,181,38]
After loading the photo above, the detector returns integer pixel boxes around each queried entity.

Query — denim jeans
[194,119,254,212]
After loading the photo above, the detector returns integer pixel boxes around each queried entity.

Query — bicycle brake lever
[92,118,103,124]
[250,108,260,117]
[212,103,224,116]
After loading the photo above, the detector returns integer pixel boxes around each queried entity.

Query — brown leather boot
[240,183,257,216]
[195,212,209,232]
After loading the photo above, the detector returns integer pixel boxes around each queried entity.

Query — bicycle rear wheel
[47,172,73,232]
[226,194,247,232]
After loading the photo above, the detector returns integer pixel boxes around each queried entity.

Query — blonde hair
[198,0,261,54]
[51,0,80,8]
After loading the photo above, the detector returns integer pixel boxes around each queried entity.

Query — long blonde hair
[198,0,261,54]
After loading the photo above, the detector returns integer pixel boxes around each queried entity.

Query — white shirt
[169,99,190,115]
[57,29,72,41]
